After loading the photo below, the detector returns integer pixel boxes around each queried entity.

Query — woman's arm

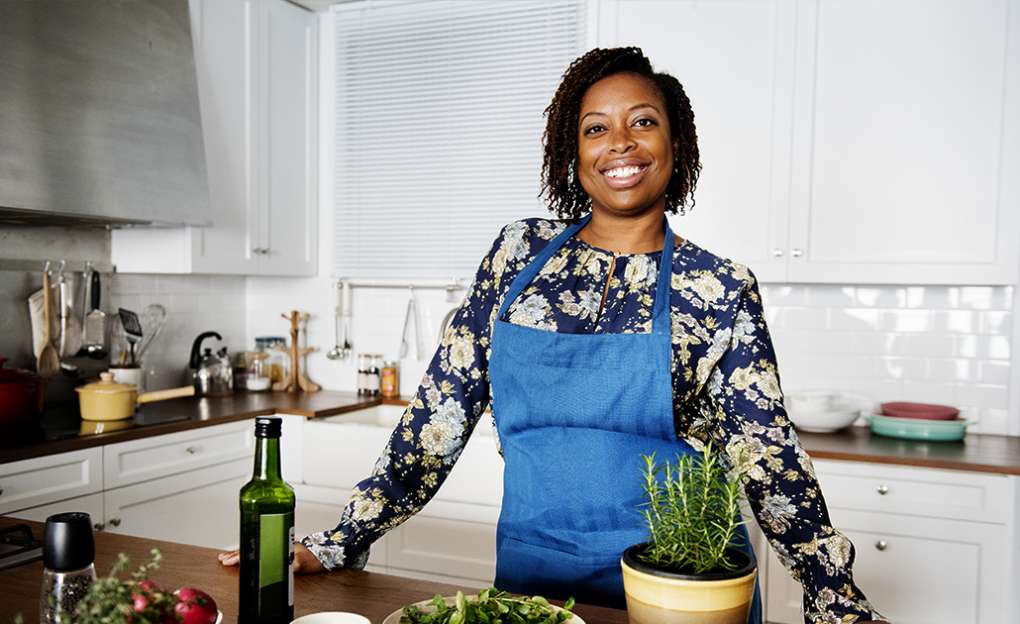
[695,271,887,623]
[298,225,512,570]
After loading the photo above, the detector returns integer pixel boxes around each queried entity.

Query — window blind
[332,0,585,279]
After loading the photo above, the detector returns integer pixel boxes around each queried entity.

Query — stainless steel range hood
[0,0,210,227]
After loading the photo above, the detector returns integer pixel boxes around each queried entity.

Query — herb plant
[69,549,178,623]
[400,588,575,624]
[638,443,747,575]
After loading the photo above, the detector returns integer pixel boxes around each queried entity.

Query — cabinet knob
[876,484,889,495]
[252,247,265,255]
[771,248,784,258]
[185,446,200,455]
[93,522,105,532]
[791,248,803,258]
[875,540,888,551]
[108,518,122,528]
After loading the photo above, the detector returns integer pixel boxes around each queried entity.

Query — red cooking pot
[0,356,43,429]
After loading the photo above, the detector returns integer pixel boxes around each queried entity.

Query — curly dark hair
[540,47,701,220]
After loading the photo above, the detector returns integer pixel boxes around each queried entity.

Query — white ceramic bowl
[786,393,872,433]
[291,612,371,624]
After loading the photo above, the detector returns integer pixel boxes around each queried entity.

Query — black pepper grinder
[40,512,97,623]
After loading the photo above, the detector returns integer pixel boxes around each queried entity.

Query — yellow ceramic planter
[621,546,756,624]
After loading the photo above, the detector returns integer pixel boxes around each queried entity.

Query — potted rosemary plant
[620,444,757,624]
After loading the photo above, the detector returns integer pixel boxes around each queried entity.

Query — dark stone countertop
[0,390,387,464]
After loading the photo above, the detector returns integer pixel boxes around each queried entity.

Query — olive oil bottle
[239,417,295,623]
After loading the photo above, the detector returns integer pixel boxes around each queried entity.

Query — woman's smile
[600,158,651,189]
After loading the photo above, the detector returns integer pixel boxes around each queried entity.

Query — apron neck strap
[497,213,675,334]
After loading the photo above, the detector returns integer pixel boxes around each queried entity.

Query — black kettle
[188,332,233,397]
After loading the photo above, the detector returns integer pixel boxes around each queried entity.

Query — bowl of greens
[382,588,583,624]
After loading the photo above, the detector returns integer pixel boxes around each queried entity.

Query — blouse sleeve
[699,272,887,623]
[300,225,509,570]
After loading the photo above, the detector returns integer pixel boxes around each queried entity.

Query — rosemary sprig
[637,443,747,574]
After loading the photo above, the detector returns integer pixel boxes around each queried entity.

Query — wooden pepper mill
[274,310,321,393]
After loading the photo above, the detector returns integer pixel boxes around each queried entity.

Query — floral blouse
[302,217,886,623]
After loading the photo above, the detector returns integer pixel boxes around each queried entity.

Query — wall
[0,226,247,391]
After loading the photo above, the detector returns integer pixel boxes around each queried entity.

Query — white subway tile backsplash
[828,308,883,331]
[978,361,1011,385]
[761,283,1014,434]
[925,358,977,382]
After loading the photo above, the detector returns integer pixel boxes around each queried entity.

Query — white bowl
[291,612,371,624]
[786,393,872,433]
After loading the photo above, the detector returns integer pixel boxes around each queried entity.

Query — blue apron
[488,213,762,621]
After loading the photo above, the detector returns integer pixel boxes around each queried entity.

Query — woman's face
[576,72,675,217]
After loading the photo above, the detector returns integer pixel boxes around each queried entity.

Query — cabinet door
[8,493,105,531]
[598,0,797,281]
[787,0,1020,284]
[103,458,251,550]
[188,0,260,274]
[765,509,1008,624]
[258,0,318,276]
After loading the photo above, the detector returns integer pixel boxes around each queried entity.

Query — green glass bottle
[239,417,295,623]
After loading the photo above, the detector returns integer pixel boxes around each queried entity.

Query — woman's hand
[217,542,325,574]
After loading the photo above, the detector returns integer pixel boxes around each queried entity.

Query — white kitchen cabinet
[598,0,797,284]
[8,493,105,531]
[0,448,102,515]
[785,0,1020,285]
[765,460,1019,624]
[112,0,318,276]
[103,457,252,550]
[599,0,1020,285]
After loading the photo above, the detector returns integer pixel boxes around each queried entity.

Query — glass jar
[246,353,272,392]
[255,336,289,384]
[357,353,370,396]
[381,360,399,398]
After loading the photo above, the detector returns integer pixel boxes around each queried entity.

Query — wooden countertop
[0,518,627,624]
[797,425,1020,476]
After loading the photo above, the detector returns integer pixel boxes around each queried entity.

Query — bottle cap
[43,512,95,572]
[255,416,282,438]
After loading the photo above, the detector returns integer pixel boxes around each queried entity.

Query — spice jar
[357,353,370,396]
[381,360,400,398]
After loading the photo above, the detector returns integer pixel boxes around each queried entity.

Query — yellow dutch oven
[76,372,195,421]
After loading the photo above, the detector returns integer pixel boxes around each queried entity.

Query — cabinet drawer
[104,420,254,489]
[0,448,102,514]
[813,459,1011,524]
[766,509,1009,624]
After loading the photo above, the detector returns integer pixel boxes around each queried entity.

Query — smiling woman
[223,47,887,624]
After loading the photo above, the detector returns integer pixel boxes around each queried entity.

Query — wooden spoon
[37,270,61,378]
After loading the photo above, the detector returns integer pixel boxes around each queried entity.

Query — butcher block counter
[0,518,628,624]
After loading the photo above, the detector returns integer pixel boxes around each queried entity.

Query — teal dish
[868,413,973,441]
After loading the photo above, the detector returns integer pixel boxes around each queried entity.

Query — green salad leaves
[400,588,575,624]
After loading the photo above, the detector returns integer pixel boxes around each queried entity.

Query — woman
[222,47,886,623]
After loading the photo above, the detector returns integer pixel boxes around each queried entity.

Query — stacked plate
[785,391,871,433]
[869,401,972,441]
